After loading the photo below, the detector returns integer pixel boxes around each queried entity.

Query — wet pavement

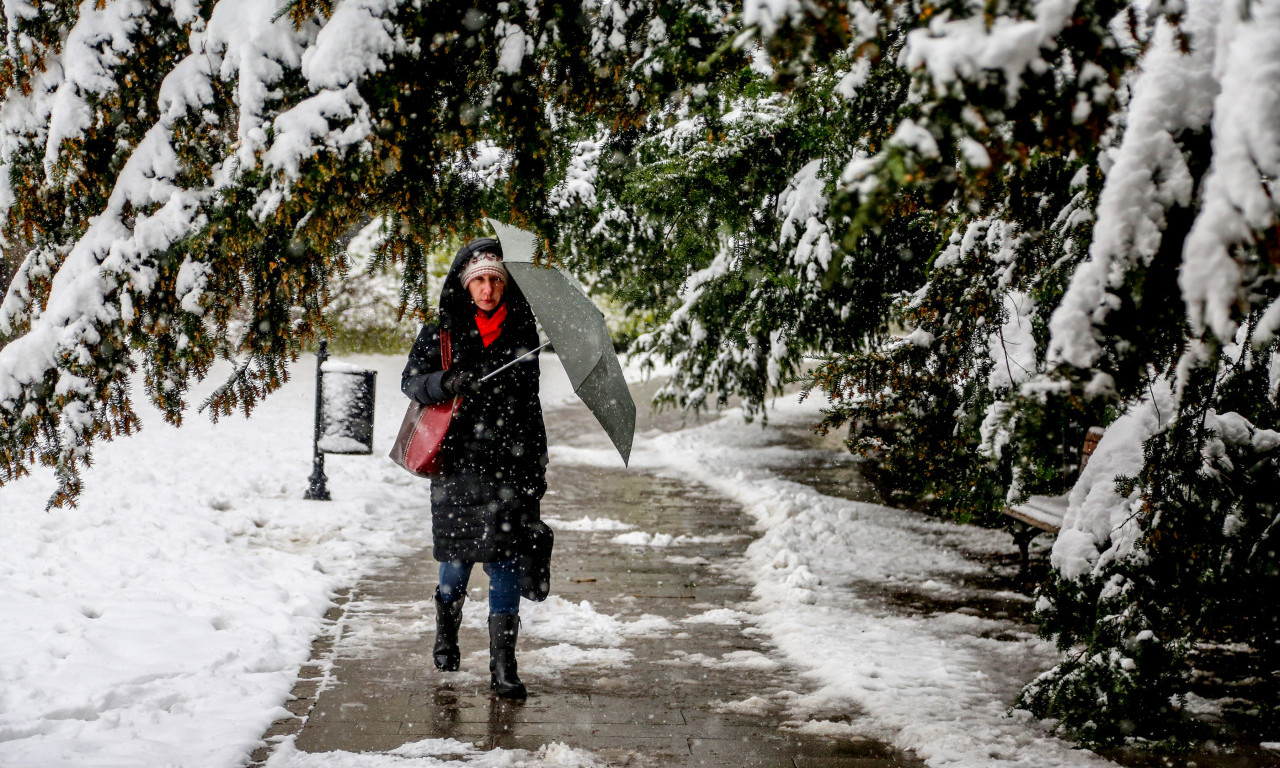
[249,389,924,767]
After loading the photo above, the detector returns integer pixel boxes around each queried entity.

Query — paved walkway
[249,390,923,767]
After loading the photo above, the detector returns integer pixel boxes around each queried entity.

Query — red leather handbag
[389,329,460,477]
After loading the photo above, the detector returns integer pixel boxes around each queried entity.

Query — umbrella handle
[479,341,552,382]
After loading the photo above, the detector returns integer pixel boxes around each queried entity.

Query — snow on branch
[741,0,806,38]
[261,86,373,187]
[3,33,211,398]
[903,0,1078,102]
[0,0,334,503]
[838,119,938,213]
[43,0,150,180]
[301,0,403,89]
[1048,5,1218,370]
[494,17,531,74]
[1181,0,1280,344]
[988,291,1036,392]
[257,0,407,217]
[581,0,636,59]
[1051,378,1175,581]
[201,0,309,179]
[550,136,604,211]
[778,158,832,283]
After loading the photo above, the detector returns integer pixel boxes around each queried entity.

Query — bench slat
[1005,494,1067,533]
[1001,427,1102,538]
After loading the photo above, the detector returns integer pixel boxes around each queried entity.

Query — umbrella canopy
[486,219,636,465]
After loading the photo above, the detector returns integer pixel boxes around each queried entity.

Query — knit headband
[460,251,507,288]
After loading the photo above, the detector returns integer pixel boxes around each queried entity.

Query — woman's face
[468,274,505,313]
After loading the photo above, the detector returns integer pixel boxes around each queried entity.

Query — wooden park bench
[1004,426,1104,577]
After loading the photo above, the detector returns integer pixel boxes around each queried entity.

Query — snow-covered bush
[815,0,1278,746]
[1023,338,1280,744]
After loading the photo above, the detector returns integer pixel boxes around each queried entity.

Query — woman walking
[401,237,548,700]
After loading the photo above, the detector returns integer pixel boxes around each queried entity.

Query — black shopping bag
[519,519,553,602]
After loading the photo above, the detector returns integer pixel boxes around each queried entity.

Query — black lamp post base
[305,456,330,501]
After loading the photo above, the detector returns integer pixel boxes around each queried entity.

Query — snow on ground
[517,595,675,647]
[659,649,781,672]
[567,392,1119,768]
[609,530,746,547]
[519,644,634,680]
[681,608,753,625]
[266,738,609,768]
[0,351,1112,768]
[0,354,585,768]
[541,515,635,532]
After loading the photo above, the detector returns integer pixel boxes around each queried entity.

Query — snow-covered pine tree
[574,0,1128,519]
[1,0,216,504]
[566,0,1278,744]
[0,0,739,506]
[1015,0,1280,743]
[742,0,1280,744]
[551,5,927,421]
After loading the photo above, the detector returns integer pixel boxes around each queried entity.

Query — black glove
[441,369,479,396]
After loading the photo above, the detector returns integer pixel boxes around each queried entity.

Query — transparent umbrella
[486,219,636,465]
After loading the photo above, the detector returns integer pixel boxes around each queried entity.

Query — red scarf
[474,303,507,347]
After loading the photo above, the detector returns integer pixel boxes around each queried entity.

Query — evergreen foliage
[0,0,737,505]
[555,0,1280,746]
[2,0,1278,748]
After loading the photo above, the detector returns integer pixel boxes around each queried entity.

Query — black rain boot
[488,613,527,700]
[433,589,464,672]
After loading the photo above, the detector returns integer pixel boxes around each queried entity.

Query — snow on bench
[1004,494,1068,533]
[1003,427,1104,575]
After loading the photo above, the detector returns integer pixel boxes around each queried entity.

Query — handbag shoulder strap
[440,328,451,371]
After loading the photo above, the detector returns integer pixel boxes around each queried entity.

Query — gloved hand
[441,369,479,396]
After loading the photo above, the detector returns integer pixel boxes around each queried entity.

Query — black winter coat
[402,238,549,563]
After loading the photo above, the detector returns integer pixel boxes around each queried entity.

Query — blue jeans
[437,556,521,615]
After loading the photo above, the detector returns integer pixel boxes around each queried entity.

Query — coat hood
[438,236,532,331]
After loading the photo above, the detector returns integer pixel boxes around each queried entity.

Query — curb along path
[250,394,923,768]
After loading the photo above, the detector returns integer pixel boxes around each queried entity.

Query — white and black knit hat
[459,251,507,288]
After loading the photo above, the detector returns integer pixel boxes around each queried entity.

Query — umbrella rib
[479,342,551,382]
